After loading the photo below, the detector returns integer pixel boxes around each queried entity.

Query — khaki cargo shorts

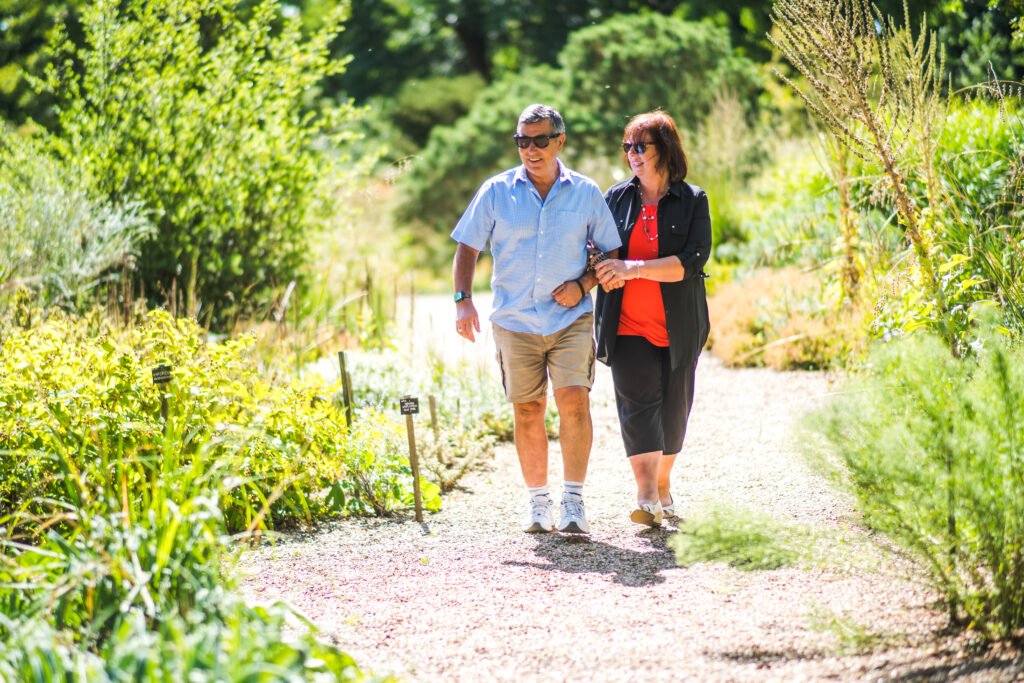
[492,313,596,403]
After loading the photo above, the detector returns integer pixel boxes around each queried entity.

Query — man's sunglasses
[513,134,560,149]
[622,141,654,155]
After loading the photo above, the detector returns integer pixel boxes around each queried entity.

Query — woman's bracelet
[626,260,644,279]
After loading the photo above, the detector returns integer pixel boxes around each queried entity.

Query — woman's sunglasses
[513,134,560,149]
[622,141,654,155]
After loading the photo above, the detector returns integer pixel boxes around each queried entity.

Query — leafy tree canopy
[306,0,1022,103]
[0,0,83,127]
[298,0,682,102]
[3,0,1022,124]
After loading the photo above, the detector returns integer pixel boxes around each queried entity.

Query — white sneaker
[523,497,554,533]
[557,497,590,534]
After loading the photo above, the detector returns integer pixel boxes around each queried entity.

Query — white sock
[527,485,550,504]
[562,480,584,501]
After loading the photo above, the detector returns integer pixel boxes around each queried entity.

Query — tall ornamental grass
[804,325,1024,638]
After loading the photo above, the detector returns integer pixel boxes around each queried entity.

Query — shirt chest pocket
[662,216,690,253]
[667,218,690,239]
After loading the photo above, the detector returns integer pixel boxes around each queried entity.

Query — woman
[593,110,711,527]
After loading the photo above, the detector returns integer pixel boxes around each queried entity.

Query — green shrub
[0,438,364,682]
[936,98,1024,338]
[724,141,846,268]
[0,310,435,527]
[804,326,1024,637]
[560,13,761,157]
[389,73,487,150]
[0,129,154,308]
[670,503,816,570]
[40,0,362,322]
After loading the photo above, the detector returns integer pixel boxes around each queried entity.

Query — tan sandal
[630,501,663,527]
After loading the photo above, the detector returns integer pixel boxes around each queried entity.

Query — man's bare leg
[513,398,549,487]
[552,385,592,533]
[552,385,591,482]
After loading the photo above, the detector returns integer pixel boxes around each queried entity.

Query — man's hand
[456,300,481,342]
[552,278,585,307]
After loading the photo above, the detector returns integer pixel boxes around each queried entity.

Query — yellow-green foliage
[0,309,436,528]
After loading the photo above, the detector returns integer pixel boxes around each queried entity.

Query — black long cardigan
[595,177,712,371]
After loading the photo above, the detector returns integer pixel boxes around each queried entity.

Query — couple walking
[452,103,711,534]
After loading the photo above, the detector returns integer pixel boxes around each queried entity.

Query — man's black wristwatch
[454,290,472,303]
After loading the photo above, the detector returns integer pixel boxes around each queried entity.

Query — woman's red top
[617,205,669,346]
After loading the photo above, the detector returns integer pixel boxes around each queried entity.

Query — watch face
[454,291,470,303]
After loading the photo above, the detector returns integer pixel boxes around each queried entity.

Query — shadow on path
[504,527,679,586]
[883,651,1024,682]
[707,632,1024,681]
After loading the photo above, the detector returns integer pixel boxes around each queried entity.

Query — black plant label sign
[152,365,172,385]
[400,397,419,415]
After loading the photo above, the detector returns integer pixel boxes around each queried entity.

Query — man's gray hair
[517,104,565,136]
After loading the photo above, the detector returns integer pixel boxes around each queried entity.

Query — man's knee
[553,385,590,417]
[514,398,547,421]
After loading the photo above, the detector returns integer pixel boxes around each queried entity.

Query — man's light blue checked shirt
[451,161,621,336]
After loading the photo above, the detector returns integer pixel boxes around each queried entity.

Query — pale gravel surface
[237,296,1024,682]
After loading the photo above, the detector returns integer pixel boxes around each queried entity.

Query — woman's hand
[595,259,636,291]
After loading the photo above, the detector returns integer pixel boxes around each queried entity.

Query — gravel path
[237,297,1023,682]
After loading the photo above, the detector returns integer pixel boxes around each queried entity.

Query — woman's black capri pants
[609,334,696,457]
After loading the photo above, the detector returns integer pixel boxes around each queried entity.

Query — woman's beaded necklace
[638,185,666,243]
[639,205,657,242]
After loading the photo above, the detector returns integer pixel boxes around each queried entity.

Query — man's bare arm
[453,243,482,342]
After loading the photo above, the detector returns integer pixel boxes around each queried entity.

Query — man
[451,103,620,534]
